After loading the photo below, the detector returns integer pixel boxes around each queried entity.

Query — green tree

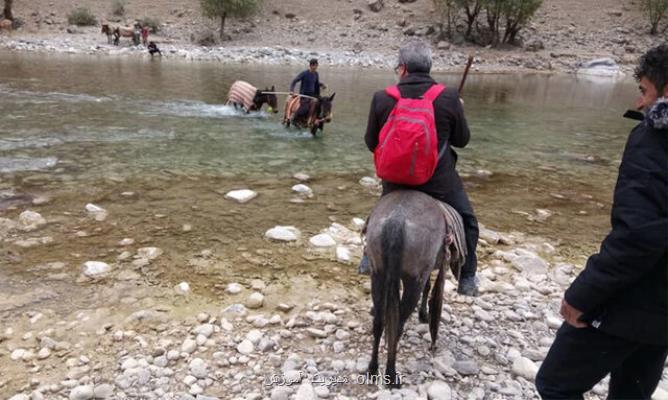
[502,0,542,44]
[200,0,262,39]
[642,0,668,35]
[4,0,13,20]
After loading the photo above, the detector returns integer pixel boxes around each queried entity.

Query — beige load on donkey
[226,80,278,114]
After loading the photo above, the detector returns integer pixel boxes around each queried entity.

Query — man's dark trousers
[536,323,668,399]
[383,186,479,279]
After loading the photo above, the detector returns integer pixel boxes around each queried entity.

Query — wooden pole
[458,55,474,95]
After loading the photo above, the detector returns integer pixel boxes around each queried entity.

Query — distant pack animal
[226,80,278,114]
[101,24,134,45]
[0,19,12,33]
[283,93,335,136]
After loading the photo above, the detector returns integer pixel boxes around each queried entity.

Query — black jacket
[565,120,668,345]
[364,73,471,200]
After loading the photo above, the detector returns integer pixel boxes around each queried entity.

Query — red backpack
[374,84,445,185]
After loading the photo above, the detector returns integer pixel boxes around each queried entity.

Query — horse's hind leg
[419,277,431,323]
[428,265,446,352]
[384,278,422,389]
[367,272,385,379]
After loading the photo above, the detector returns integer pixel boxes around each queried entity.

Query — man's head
[394,40,433,79]
[309,58,318,73]
[634,43,668,111]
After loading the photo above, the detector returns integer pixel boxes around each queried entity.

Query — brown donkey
[364,190,466,388]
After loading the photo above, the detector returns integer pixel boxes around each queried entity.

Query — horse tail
[381,217,404,368]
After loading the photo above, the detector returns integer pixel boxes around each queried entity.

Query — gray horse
[364,190,465,388]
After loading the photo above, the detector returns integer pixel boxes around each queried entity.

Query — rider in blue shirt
[289,59,327,122]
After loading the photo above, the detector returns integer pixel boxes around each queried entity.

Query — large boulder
[576,57,622,78]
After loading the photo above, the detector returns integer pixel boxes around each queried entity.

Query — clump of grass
[67,7,98,26]
[138,16,160,33]
[111,0,126,17]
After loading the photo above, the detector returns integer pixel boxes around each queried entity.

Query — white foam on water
[0,86,112,104]
[141,100,270,120]
[0,157,58,173]
[0,137,65,151]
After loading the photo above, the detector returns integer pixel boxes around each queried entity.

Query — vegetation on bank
[67,7,98,26]
[200,0,263,40]
[138,16,161,33]
[432,0,543,46]
[642,0,668,35]
[111,0,126,17]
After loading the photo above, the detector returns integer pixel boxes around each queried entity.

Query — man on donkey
[288,58,327,125]
[358,39,480,296]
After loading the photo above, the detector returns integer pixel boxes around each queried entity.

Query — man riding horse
[359,39,480,297]
[288,58,327,125]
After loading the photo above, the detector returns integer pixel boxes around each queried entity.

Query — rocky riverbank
[0,31,647,76]
[1,0,665,76]
[2,173,667,400]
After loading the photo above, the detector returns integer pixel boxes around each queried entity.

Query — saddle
[284,95,301,122]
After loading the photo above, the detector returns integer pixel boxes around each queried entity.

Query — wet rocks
[82,261,111,278]
[293,172,310,181]
[291,184,313,197]
[309,233,336,248]
[137,247,163,260]
[359,176,380,189]
[85,203,108,221]
[175,281,191,295]
[17,210,46,231]
[246,292,264,309]
[224,189,257,203]
[265,226,301,242]
[225,282,243,294]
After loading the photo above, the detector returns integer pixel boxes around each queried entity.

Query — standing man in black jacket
[536,43,668,399]
[358,39,479,296]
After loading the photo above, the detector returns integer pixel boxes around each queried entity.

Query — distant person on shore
[141,25,150,46]
[535,43,668,400]
[288,58,327,123]
[147,41,161,57]
[359,39,480,296]
[112,27,120,46]
[133,23,141,46]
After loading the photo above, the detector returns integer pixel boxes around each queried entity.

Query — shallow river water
[0,50,648,400]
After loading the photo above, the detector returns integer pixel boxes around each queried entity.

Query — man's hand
[289,91,295,96]
[560,298,587,328]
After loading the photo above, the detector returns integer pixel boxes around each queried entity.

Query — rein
[260,91,318,100]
